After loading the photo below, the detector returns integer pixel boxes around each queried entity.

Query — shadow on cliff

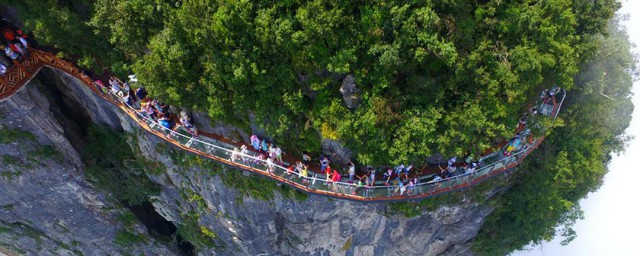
[31,68,196,256]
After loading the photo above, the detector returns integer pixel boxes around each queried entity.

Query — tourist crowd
[235,133,491,196]
[93,75,199,140]
[2,19,554,198]
[93,72,536,197]
[0,24,29,76]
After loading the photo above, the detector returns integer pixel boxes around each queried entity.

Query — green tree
[472,14,636,255]
[6,1,634,254]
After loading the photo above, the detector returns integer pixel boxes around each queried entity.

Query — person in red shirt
[16,30,29,49]
[330,169,341,191]
[9,43,23,55]
[324,166,332,184]
[331,169,341,183]
[16,29,27,39]
[286,165,295,176]
[3,29,16,42]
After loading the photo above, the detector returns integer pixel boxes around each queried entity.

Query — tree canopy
[7,0,620,164]
[472,13,636,255]
[4,0,636,255]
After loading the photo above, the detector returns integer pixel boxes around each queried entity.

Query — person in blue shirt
[261,139,268,153]
[320,156,330,172]
[158,114,174,138]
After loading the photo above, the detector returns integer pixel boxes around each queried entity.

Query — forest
[3,0,636,255]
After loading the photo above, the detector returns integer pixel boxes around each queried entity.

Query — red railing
[0,49,565,202]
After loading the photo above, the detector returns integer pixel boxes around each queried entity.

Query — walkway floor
[0,41,564,202]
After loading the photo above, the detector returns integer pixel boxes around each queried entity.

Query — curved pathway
[0,48,565,202]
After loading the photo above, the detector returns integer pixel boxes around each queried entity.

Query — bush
[177,216,216,250]
[83,125,160,205]
[114,230,146,247]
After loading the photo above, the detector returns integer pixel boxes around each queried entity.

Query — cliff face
[0,68,494,255]
[0,69,173,255]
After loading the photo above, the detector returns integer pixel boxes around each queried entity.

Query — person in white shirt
[347,160,356,183]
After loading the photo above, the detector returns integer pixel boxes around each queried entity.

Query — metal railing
[109,88,553,201]
[1,48,565,202]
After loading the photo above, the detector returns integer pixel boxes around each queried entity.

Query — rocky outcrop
[0,69,174,255]
[339,75,360,109]
[115,82,494,255]
[146,168,492,256]
[0,67,494,255]
[321,139,353,166]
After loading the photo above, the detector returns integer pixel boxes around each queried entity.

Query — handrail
[0,48,566,202]
[553,89,567,120]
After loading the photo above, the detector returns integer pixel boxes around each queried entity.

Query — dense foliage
[472,14,636,255]
[7,0,617,165]
[4,0,636,255]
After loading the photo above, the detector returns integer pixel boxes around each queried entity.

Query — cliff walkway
[0,48,566,202]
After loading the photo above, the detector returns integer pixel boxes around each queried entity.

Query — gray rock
[0,71,174,256]
[321,139,353,166]
[0,65,496,256]
[339,75,360,109]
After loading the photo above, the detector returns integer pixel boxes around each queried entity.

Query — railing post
[308,174,316,189]
[0,47,564,202]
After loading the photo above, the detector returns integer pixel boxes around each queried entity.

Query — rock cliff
[0,67,495,255]
[0,69,173,255]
